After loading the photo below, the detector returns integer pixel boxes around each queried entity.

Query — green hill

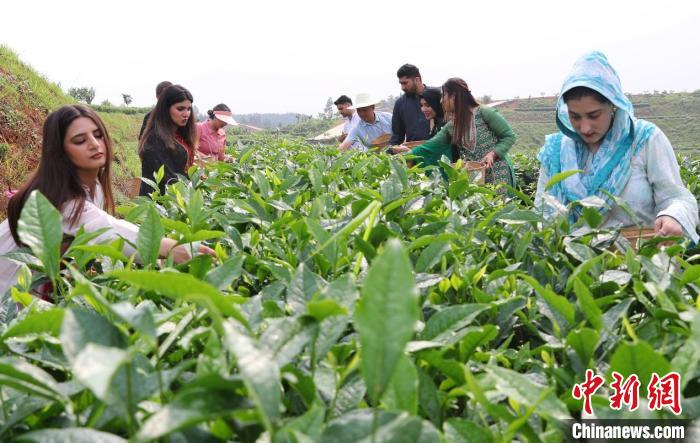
[498,92,700,154]
[0,45,143,214]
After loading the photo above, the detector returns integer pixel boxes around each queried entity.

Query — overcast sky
[2,0,699,115]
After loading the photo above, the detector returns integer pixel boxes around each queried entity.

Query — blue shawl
[538,51,658,218]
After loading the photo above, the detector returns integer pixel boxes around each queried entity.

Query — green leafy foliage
[1,135,698,441]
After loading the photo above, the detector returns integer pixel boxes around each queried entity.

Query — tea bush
[1,138,699,442]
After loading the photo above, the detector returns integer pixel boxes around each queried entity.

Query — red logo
[648,372,682,415]
[572,369,605,415]
[572,371,682,415]
[609,372,640,411]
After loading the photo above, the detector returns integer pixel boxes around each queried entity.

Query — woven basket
[620,227,655,243]
[126,178,141,199]
[462,161,486,185]
[370,134,391,148]
[402,140,426,149]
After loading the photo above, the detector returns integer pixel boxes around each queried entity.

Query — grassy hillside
[0,45,143,214]
[499,92,700,153]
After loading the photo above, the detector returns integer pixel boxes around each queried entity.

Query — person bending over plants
[535,51,699,241]
[393,78,517,188]
[196,103,236,162]
[0,105,215,297]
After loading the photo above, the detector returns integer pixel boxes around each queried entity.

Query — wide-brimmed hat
[349,93,380,109]
[213,110,238,126]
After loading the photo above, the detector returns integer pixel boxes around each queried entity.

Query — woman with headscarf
[196,103,236,162]
[419,87,446,138]
[394,78,516,187]
[535,51,698,241]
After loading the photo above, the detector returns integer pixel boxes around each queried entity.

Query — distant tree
[323,97,334,120]
[68,86,96,104]
[480,95,492,104]
[121,93,132,107]
[193,105,206,122]
[100,99,113,107]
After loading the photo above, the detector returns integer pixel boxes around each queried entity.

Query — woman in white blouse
[0,105,215,297]
[535,52,699,242]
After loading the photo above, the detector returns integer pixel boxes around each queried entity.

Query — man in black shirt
[389,64,431,145]
[138,80,172,140]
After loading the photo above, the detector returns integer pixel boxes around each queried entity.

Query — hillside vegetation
[0,46,143,214]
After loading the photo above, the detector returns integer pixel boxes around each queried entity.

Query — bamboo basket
[620,227,655,243]
[126,178,141,199]
[401,140,426,149]
[462,161,486,185]
[370,134,391,148]
[613,227,655,252]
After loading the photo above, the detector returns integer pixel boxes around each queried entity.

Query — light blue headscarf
[538,51,658,218]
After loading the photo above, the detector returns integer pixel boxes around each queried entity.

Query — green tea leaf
[222,320,281,429]
[71,343,130,400]
[15,428,127,443]
[205,255,244,290]
[419,304,489,342]
[383,355,419,414]
[135,387,244,442]
[2,308,64,339]
[444,419,492,443]
[259,317,316,367]
[681,265,700,285]
[287,263,324,314]
[322,410,439,443]
[0,358,66,403]
[17,190,62,282]
[60,308,126,363]
[566,327,599,365]
[136,205,164,266]
[485,365,570,420]
[521,274,575,327]
[354,239,419,404]
[545,169,582,191]
[415,241,450,273]
[109,270,247,326]
[608,341,671,388]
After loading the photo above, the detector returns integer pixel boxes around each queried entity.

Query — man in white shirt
[335,95,361,148]
[338,93,392,152]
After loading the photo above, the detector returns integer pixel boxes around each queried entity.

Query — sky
[2,0,700,115]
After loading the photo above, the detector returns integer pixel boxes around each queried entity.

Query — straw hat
[213,110,238,126]
[349,93,380,109]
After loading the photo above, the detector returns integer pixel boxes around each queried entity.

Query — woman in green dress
[395,78,516,187]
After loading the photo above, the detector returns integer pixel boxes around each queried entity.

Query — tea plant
[1,137,698,442]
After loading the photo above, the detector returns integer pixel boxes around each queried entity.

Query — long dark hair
[442,78,479,153]
[7,105,115,245]
[419,87,444,120]
[139,84,197,156]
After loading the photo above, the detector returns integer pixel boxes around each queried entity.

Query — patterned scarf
[538,51,657,219]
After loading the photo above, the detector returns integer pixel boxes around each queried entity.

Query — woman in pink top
[196,103,237,161]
